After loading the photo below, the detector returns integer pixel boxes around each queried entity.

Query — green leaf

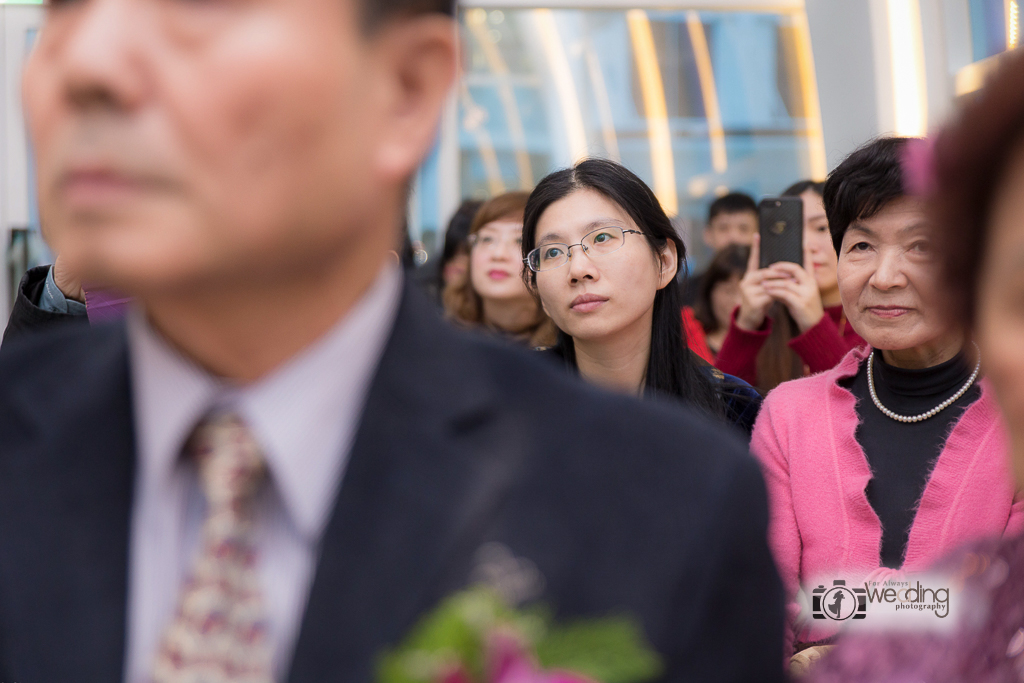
[375,587,511,683]
[534,617,664,683]
[375,587,663,683]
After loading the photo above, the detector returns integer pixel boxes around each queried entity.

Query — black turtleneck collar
[871,349,974,409]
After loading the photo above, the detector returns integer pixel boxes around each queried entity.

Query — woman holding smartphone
[521,158,760,435]
[715,181,864,393]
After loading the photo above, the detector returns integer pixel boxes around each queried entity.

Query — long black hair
[434,199,482,297]
[521,158,724,416]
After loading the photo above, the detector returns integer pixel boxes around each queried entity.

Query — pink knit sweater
[750,346,1024,656]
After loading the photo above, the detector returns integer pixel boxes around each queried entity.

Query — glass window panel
[968,0,1011,61]
[415,7,826,272]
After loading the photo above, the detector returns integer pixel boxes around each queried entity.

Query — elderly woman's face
[837,197,949,355]
[977,141,1024,486]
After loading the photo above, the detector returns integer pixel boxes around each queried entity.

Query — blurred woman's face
[532,189,676,343]
[710,274,742,330]
[977,140,1024,486]
[801,190,838,293]
[442,249,469,287]
[469,219,533,303]
[837,196,949,353]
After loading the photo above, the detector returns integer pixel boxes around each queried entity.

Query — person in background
[691,244,748,361]
[681,304,715,364]
[806,47,1024,683]
[680,191,757,306]
[443,191,556,347]
[522,158,762,435]
[750,136,1024,664]
[716,180,864,393]
[426,199,481,302]
[703,191,759,251]
[7,222,426,343]
[2,255,88,343]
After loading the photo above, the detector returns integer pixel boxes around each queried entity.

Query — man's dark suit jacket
[0,281,785,683]
[2,266,88,344]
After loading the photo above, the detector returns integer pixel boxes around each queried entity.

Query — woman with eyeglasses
[443,191,557,347]
[521,158,760,434]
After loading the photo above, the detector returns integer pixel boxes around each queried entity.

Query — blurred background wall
[0,0,1020,320]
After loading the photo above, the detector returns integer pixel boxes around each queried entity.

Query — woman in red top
[715,180,864,392]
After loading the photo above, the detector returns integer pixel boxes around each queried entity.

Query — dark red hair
[931,50,1024,327]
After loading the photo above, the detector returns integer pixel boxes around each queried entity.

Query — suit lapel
[0,323,134,682]
[287,285,524,683]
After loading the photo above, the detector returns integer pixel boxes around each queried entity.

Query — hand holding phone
[762,254,826,333]
[735,235,777,332]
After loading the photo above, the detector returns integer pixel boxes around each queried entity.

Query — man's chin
[63,249,213,298]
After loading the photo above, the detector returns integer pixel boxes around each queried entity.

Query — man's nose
[61,0,149,113]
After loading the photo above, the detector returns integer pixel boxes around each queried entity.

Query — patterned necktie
[152,413,274,683]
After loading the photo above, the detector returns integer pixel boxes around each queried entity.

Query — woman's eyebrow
[538,218,627,244]
[847,222,875,239]
[898,221,929,236]
[585,218,626,229]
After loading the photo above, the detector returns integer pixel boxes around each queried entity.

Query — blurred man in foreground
[0,1,784,681]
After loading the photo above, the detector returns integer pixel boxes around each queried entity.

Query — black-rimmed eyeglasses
[525,226,643,273]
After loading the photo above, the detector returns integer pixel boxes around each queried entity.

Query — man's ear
[368,15,458,182]
[657,239,679,289]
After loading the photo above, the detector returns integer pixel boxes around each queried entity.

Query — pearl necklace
[867,344,981,423]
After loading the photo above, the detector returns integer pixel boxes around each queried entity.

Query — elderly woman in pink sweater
[804,46,1024,683]
[750,136,1024,659]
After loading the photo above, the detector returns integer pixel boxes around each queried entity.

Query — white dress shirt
[124,264,403,683]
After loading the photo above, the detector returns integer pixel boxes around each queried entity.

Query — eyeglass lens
[530,226,628,272]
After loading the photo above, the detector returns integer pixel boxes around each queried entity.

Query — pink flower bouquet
[376,587,662,683]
